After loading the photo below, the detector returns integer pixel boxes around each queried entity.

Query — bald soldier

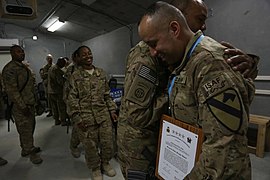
[117,0,258,179]
[139,1,254,179]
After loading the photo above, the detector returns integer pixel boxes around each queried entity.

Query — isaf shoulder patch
[201,74,229,99]
[206,88,243,132]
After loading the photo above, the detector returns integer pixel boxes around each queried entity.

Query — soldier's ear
[169,21,180,38]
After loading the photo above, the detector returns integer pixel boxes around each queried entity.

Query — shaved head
[138,1,193,65]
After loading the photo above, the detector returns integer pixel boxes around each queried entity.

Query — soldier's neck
[83,65,94,70]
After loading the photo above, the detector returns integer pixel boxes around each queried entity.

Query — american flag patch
[138,65,156,84]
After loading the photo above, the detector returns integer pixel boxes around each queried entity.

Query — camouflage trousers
[12,104,36,152]
[49,93,67,124]
[43,84,52,110]
[70,126,80,148]
[75,119,113,170]
[117,123,158,178]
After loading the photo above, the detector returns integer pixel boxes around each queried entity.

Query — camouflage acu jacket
[2,60,36,109]
[170,31,255,179]
[67,66,116,125]
[47,64,65,94]
[117,41,169,162]
[40,63,53,87]
[118,41,169,130]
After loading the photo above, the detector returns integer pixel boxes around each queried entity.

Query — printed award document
[156,115,203,180]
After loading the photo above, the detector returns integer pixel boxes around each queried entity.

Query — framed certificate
[155,114,204,180]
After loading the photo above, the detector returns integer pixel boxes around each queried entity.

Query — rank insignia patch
[206,89,243,132]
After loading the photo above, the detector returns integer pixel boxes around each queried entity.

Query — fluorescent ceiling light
[47,20,65,32]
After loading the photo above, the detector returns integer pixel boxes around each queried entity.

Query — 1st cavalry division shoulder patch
[206,88,243,132]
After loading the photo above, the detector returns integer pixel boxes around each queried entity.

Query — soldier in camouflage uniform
[0,72,8,166]
[67,45,118,180]
[63,49,81,158]
[118,1,258,179]
[39,54,54,117]
[139,2,255,179]
[169,0,259,80]
[117,41,169,178]
[2,45,42,164]
[48,57,67,126]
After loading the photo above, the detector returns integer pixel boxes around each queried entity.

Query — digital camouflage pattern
[2,60,36,152]
[63,63,78,107]
[117,41,169,177]
[63,63,80,149]
[48,64,67,124]
[40,62,54,112]
[68,66,116,123]
[3,61,36,108]
[40,63,53,89]
[67,66,116,170]
[169,31,255,180]
[48,64,65,95]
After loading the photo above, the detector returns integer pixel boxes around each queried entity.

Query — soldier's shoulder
[94,66,106,74]
[127,46,156,70]
[2,61,18,82]
[70,68,83,78]
[199,36,226,60]
[43,64,50,69]
[128,42,151,60]
[2,61,16,72]
[65,64,75,75]
[50,64,58,71]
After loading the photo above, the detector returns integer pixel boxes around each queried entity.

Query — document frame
[155,114,204,180]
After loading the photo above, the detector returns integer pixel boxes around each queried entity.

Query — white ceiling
[0,0,170,42]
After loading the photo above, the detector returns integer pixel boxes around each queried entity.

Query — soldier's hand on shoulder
[221,41,255,78]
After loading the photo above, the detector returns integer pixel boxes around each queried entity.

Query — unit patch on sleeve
[126,65,156,106]
[206,88,243,132]
[202,74,230,99]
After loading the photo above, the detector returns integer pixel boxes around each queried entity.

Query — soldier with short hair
[138,1,254,179]
[67,45,118,180]
[39,54,54,117]
[63,49,81,158]
[117,41,169,179]
[0,72,8,166]
[48,57,67,126]
[117,0,259,179]
[2,45,42,164]
[170,0,259,79]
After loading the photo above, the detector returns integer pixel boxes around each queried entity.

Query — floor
[0,113,124,180]
[0,113,269,180]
